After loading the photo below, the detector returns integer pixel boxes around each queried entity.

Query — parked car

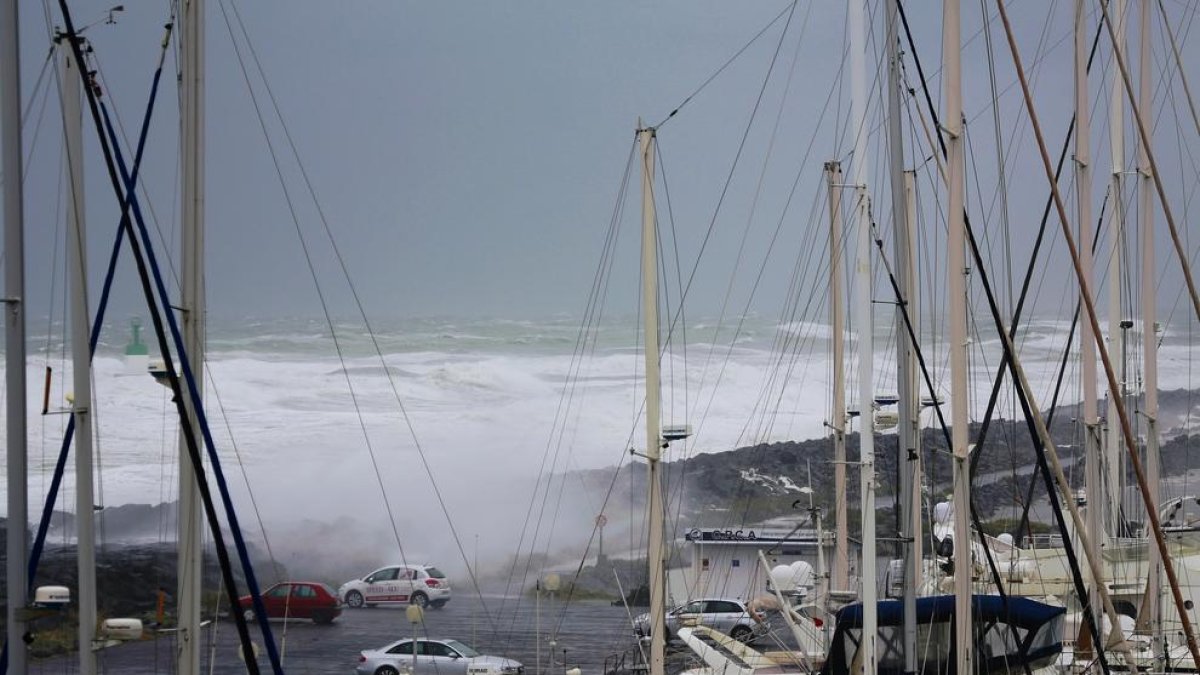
[633,598,768,643]
[355,638,523,675]
[236,581,341,624]
[339,564,452,609]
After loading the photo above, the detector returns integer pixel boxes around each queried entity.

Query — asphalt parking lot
[32,594,638,675]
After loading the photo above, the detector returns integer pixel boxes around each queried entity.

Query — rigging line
[76,10,292,669]
[899,0,1105,472]
[40,12,271,666]
[662,0,797,353]
[980,1,1015,319]
[997,0,1200,668]
[220,5,512,637]
[680,3,809,454]
[706,196,836,549]
[91,48,182,292]
[14,12,172,640]
[215,0,420,625]
[0,44,52,190]
[867,217,1059,675]
[652,1,796,129]
[753,186,836,442]
[753,185,831,443]
[500,140,636,637]
[93,90,282,674]
[204,364,283,581]
[1099,0,1200,333]
[1013,193,1110,543]
[1155,0,1200,137]
[902,5,1123,662]
[900,5,1119,666]
[537,145,656,591]
[685,32,844,432]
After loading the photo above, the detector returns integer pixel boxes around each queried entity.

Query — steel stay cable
[1154,0,1200,137]
[0,20,175,674]
[505,139,637,642]
[1098,0,1200,332]
[42,11,272,669]
[96,92,276,675]
[214,0,426,646]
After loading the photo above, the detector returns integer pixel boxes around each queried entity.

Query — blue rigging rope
[96,95,286,675]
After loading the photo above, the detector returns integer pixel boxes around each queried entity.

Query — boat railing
[602,644,647,675]
[1019,533,1066,550]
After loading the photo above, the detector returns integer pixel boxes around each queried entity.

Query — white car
[355,638,522,675]
[339,564,452,609]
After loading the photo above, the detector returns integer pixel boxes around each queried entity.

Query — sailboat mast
[1074,0,1104,644]
[638,123,666,675]
[178,0,206,672]
[1106,0,1127,536]
[848,0,876,669]
[943,0,973,673]
[884,2,918,671]
[2,0,29,670]
[824,161,848,595]
[1136,0,1162,653]
[61,36,97,675]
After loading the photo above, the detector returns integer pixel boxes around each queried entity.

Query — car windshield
[318,583,337,598]
[444,640,479,657]
[425,567,446,579]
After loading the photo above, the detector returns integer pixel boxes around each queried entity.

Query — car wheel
[376,667,400,675]
[312,610,335,625]
[410,592,429,609]
[430,600,446,609]
[346,590,365,608]
[730,625,753,643]
[242,608,256,624]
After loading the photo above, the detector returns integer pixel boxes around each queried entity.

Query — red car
[237,582,342,624]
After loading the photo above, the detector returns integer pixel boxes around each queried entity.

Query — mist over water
[1,314,1198,583]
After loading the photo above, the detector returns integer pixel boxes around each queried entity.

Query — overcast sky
[4,1,1200,329]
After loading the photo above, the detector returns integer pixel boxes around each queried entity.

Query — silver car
[355,638,523,675]
[633,598,769,644]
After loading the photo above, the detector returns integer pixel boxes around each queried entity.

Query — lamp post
[540,573,560,675]
[406,604,424,675]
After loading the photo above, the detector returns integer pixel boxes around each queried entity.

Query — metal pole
[849,0,876,668]
[2,0,29,668]
[942,1,972,673]
[1074,2,1105,654]
[1106,0,1128,536]
[178,0,206,672]
[824,161,848,595]
[1136,0,1162,660]
[639,122,666,675]
[60,36,96,675]
[903,170,922,577]
[885,3,916,672]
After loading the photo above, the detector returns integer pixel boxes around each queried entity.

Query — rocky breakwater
[0,502,285,626]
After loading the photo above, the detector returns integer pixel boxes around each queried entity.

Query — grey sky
[6,1,1200,329]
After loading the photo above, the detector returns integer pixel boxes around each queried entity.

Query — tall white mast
[825,161,849,595]
[639,122,666,675]
[885,1,918,671]
[1106,0,1128,534]
[1074,0,1104,645]
[61,36,97,675]
[2,0,29,670]
[1136,0,1162,655]
[178,0,206,672]
[848,0,876,670]
[943,0,973,673]
[904,168,921,575]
